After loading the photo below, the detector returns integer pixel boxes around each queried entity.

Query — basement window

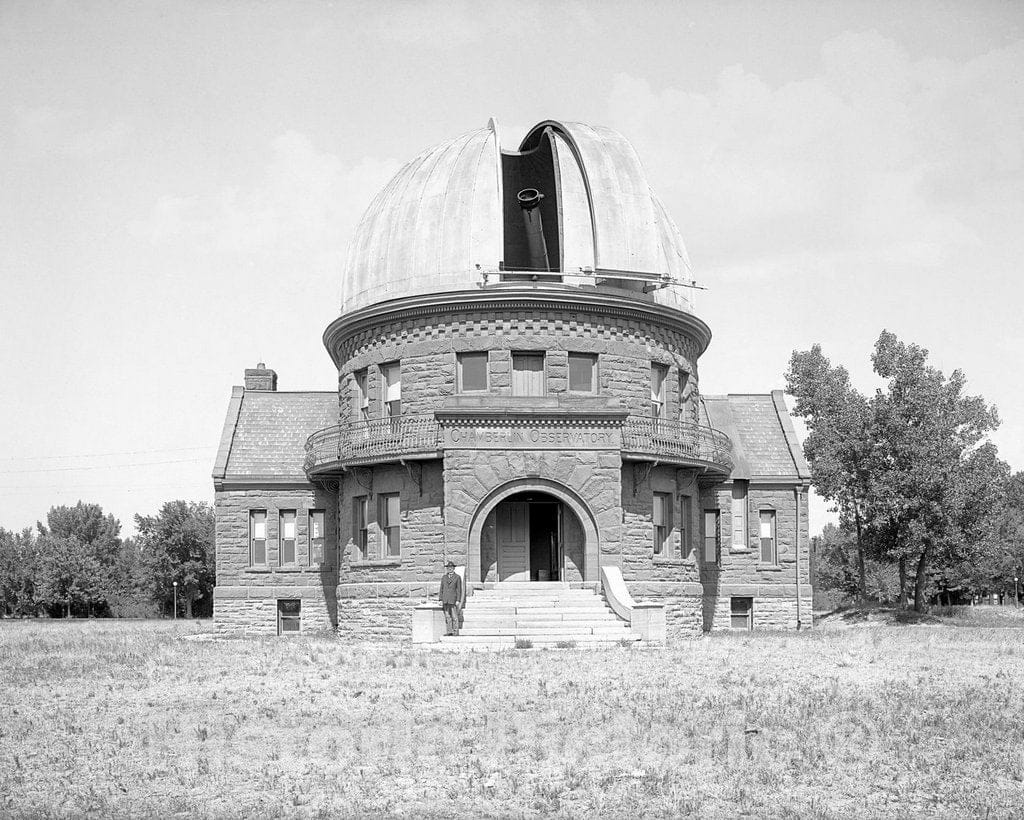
[277,599,301,635]
[730,597,753,631]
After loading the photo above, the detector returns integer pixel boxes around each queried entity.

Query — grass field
[1,616,1023,819]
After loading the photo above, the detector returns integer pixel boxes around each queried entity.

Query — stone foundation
[213,586,335,636]
[335,596,418,641]
[703,591,814,632]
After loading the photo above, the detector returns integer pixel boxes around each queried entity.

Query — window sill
[757,564,783,572]
[730,546,752,554]
[350,559,402,568]
[245,566,316,574]
[653,556,695,566]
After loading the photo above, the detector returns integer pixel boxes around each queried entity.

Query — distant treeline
[0,500,214,619]
[790,331,1024,611]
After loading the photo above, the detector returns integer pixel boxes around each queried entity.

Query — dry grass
[1,619,1023,819]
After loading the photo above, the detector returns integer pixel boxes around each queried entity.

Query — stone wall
[337,462,445,585]
[443,447,622,584]
[703,591,814,632]
[335,597,417,641]
[215,486,339,584]
[213,586,334,636]
[214,486,340,633]
[335,307,702,427]
[620,464,702,584]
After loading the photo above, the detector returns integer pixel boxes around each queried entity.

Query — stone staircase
[440,581,638,648]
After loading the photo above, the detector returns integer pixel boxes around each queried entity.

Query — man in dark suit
[438,560,463,636]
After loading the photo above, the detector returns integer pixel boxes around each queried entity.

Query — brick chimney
[244,362,277,391]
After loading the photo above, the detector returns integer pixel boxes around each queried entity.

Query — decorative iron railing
[304,413,733,475]
[621,416,733,472]
[304,414,442,473]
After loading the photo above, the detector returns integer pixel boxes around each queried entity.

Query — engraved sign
[443,422,621,450]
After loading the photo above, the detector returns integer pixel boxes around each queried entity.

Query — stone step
[458,626,630,638]
[490,581,572,589]
[437,634,637,647]
[471,593,598,597]
[467,598,607,608]
[465,611,621,623]
[462,621,625,633]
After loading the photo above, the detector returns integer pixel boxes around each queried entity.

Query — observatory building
[212,118,812,642]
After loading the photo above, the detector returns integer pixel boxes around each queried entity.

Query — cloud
[606,32,1024,279]
[14,106,133,157]
[128,131,400,276]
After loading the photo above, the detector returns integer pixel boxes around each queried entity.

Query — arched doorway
[468,480,599,585]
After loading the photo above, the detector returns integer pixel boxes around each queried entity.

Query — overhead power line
[0,457,211,475]
[0,445,214,462]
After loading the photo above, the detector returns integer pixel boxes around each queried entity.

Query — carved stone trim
[323,287,712,366]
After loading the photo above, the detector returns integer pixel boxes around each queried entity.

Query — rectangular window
[309,509,325,565]
[730,597,753,631]
[651,363,668,418]
[250,510,267,566]
[679,370,690,418]
[703,510,720,564]
[680,495,693,559]
[457,352,489,392]
[353,496,369,559]
[379,493,401,558]
[760,510,777,564]
[277,599,301,635]
[511,352,545,396]
[568,353,598,393]
[653,492,672,555]
[731,481,748,549]
[354,369,369,423]
[279,510,296,565]
[381,361,401,419]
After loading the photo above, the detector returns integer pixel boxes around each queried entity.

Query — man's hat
[445,560,456,568]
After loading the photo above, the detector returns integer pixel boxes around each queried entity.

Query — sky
[1,0,1022,537]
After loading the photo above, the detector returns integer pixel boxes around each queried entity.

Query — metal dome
[340,118,695,314]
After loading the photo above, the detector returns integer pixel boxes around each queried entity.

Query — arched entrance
[467,479,599,585]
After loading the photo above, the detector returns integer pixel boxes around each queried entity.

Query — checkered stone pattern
[334,306,702,422]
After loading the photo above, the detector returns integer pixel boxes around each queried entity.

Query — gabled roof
[212,389,337,484]
[702,391,811,483]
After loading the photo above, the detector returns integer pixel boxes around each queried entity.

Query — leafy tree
[786,345,875,597]
[0,527,40,616]
[791,331,1004,612]
[37,501,123,614]
[870,331,1000,611]
[34,535,103,618]
[136,501,215,618]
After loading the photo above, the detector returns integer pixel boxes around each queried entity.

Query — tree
[136,501,215,618]
[870,331,1000,611]
[786,345,875,597]
[35,535,103,618]
[37,501,123,615]
[0,527,40,616]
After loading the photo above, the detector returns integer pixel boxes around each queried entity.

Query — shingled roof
[212,388,337,484]
[702,391,810,482]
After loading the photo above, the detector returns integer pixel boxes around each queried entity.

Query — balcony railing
[305,413,733,475]
[304,414,442,473]
[621,416,734,473]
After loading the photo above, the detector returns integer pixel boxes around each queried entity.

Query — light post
[1015,576,1019,609]
[172,581,178,620]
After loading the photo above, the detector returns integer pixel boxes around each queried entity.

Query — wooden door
[496,501,530,581]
